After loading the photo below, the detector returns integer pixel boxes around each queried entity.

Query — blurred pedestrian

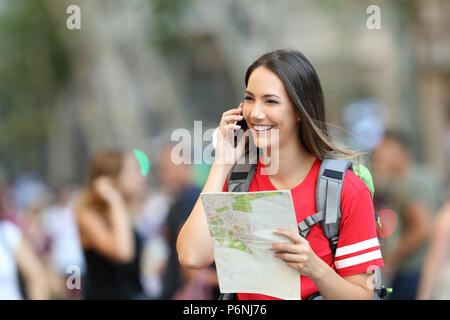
[41,184,86,299]
[0,182,49,299]
[12,174,53,259]
[75,149,147,299]
[158,145,218,300]
[417,200,450,299]
[371,130,442,300]
[138,190,171,299]
[138,146,176,299]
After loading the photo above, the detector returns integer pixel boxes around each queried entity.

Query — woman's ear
[295,110,302,123]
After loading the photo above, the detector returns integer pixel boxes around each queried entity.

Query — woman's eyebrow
[245,90,281,99]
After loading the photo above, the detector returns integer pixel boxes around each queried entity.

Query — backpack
[219,155,391,300]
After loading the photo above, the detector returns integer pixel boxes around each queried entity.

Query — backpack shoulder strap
[227,151,259,192]
[298,158,353,254]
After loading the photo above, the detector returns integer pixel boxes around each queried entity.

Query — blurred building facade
[0,0,448,188]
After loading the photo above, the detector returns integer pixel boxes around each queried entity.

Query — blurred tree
[147,0,192,51]
[0,0,71,177]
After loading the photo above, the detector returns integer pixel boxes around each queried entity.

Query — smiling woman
[177,49,383,300]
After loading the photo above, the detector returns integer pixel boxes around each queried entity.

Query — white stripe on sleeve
[334,250,382,269]
[335,237,380,258]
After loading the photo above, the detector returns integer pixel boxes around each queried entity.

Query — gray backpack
[219,156,390,300]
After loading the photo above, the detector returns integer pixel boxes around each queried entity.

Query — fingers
[274,252,306,263]
[223,123,242,131]
[218,103,244,133]
[269,242,301,253]
[270,237,307,263]
[94,176,113,190]
[221,114,243,125]
[221,104,243,117]
[273,229,306,244]
[285,261,302,271]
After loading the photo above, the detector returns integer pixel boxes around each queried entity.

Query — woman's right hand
[214,102,246,167]
[93,176,122,204]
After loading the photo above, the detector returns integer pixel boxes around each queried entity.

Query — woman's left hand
[270,229,326,280]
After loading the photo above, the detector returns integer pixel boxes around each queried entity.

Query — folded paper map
[200,190,301,300]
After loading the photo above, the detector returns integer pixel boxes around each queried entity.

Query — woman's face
[243,66,301,152]
[116,153,146,199]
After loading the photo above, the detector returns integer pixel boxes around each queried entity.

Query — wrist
[201,162,234,193]
[310,257,331,282]
[211,161,234,177]
[107,193,125,207]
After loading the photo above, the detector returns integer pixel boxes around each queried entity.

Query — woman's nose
[250,104,265,121]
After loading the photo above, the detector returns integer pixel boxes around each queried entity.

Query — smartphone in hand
[234,106,248,147]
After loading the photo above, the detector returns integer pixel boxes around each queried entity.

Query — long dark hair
[245,49,361,161]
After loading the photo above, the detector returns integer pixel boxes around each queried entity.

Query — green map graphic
[207,191,282,255]
[201,190,302,300]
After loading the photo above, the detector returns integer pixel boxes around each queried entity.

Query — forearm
[417,207,450,299]
[24,260,49,300]
[16,238,50,299]
[416,252,440,299]
[395,203,431,263]
[109,198,135,259]
[312,260,373,300]
[177,162,232,269]
[27,276,49,300]
[394,225,428,263]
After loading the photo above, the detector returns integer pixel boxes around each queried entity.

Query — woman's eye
[267,100,279,104]
[244,96,253,101]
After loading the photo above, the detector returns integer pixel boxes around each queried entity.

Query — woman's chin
[253,136,275,151]
[249,130,282,156]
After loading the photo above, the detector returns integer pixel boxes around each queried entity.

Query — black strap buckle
[330,236,339,255]
[374,286,392,299]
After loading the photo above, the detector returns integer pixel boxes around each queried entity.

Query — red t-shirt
[222,158,384,300]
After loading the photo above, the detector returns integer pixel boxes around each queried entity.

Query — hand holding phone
[234,103,248,147]
[214,102,246,166]
[235,109,248,131]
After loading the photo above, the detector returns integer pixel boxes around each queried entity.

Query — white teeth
[254,125,274,131]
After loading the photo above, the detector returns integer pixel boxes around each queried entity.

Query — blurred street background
[0,0,449,300]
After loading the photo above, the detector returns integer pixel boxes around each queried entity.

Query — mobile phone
[234,108,248,147]
[235,118,248,131]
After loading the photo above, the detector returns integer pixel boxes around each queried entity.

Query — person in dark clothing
[372,131,441,300]
[76,150,147,299]
[82,230,143,299]
[157,145,218,300]
[160,185,201,299]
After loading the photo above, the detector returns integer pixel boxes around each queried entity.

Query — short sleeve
[1,220,22,252]
[334,173,384,277]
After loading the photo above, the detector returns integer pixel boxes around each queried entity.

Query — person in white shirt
[0,219,49,299]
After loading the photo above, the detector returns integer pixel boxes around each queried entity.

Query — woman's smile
[252,124,275,134]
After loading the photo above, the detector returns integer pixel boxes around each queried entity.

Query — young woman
[177,49,384,300]
[75,150,147,299]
